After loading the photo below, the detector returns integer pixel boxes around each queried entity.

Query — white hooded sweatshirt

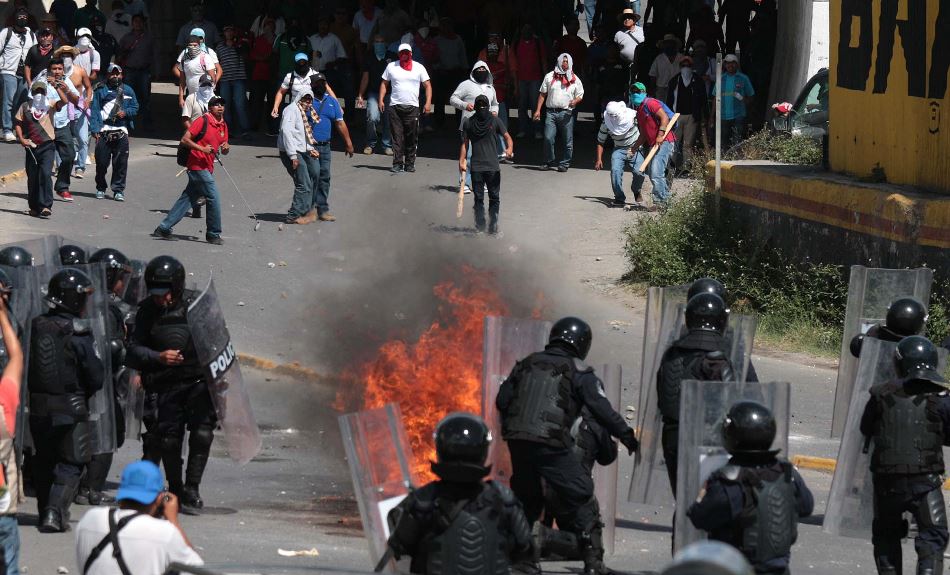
[449,59,499,129]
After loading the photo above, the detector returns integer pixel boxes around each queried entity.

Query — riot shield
[0,235,59,266]
[595,364,621,556]
[187,277,262,464]
[629,307,757,506]
[1,265,38,458]
[823,339,949,539]
[673,380,791,552]
[338,403,417,570]
[123,369,145,440]
[480,315,552,483]
[122,260,147,307]
[831,266,933,437]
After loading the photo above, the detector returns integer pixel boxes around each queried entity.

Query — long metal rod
[715,52,722,194]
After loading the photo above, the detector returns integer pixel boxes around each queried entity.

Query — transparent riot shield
[673,380,791,552]
[629,307,757,506]
[0,235,59,266]
[831,266,933,437]
[595,364,621,556]
[339,403,417,569]
[480,316,552,483]
[122,260,147,307]
[1,265,37,458]
[187,277,262,464]
[123,369,145,440]
[823,339,949,539]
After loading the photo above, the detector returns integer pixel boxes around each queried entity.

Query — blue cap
[190,27,205,38]
[294,52,309,62]
[116,461,164,505]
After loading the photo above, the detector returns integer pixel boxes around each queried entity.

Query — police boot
[532,521,581,560]
[579,527,611,575]
[873,553,900,575]
[73,486,91,506]
[181,427,213,513]
[917,553,942,575]
[39,481,78,533]
[160,436,185,496]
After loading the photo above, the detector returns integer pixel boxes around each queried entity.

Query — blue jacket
[89,82,139,134]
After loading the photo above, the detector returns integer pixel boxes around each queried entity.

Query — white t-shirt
[177,48,219,94]
[74,49,101,77]
[0,27,35,76]
[308,32,346,71]
[280,68,320,101]
[352,8,381,44]
[649,53,685,92]
[381,61,430,107]
[614,27,644,64]
[75,508,204,575]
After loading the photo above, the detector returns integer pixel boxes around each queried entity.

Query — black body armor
[500,352,582,448]
[869,383,945,474]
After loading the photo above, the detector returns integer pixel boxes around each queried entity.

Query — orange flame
[337,266,509,482]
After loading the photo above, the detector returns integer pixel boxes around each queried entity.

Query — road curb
[238,352,321,381]
[791,454,950,490]
[0,169,25,186]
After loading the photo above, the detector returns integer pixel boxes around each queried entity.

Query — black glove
[620,428,639,455]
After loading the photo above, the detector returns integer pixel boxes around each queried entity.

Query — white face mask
[31,93,48,116]
[63,56,73,72]
[78,37,92,52]
[197,86,214,105]
[680,67,693,82]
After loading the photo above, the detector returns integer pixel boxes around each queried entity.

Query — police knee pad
[918,488,949,530]
[573,497,603,535]
[189,426,214,451]
[160,434,183,454]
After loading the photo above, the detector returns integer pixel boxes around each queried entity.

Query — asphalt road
[0,118,912,574]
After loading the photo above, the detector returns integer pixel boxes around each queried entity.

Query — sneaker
[540,163,551,171]
[384,148,394,156]
[2,131,14,143]
[390,164,404,173]
[500,157,513,165]
[318,212,337,222]
[405,164,416,173]
[557,165,569,173]
[151,226,171,239]
[205,235,223,245]
[191,205,202,218]
[363,146,373,155]
[95,190,105,199]
[73,169,84,179]
[58,190,74,202]
[113,192,125,202]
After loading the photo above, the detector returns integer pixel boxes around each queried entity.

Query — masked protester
[89,14,116,70]
[665,55,706,173]
[46,57,81,202]
[649,34,684,103]
[24,26,55,85]
[89,63,137,201]
[357,33,393,155]
[534,53,584,172]
[173,30,220,109]
[15,80,68,218]
[451,61,499,192]
[52,44,94,182]
[595,101,641,207]
[270,52,338,119]
[379,43,432,173]
[179,73,217,218]
[0,8,38,143]
[627,81,676,211]
[459,94,512,235]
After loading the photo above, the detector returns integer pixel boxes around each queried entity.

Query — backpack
[176,114,208,167]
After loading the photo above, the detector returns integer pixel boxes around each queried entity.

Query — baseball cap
[631,81,647,93]
[108,63,122,73]
[198,73,214,86]
[208,95,226,107]
[724,54,739,63]
[190,27,206,38]
[294,52,309,62]
[76,27,92,38]
[116,461,164,505]
[398,42,412,53]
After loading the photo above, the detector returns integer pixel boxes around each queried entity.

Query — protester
[23,26,55,85]
[649,34,684,102]
[535,53,584,172]
[46,58,80,202]
[357,33,392,155]
[595,100,641,207]
[16,80,66,218]
[352,0,381,47]
[215,25,249,139]
[272,17,310,86]
[73,27,100,81]
[478,35,514,163]
[514,23,547,139]
[665,56,705,172]
[50,0,78,37]
[152,96,228,245]
[116,14,151,129]
[89,63,136,201]
[174,30,220,108]
[278,89,319,225]
[432,18,467,129]
[271,52,336,119]
[459,95,512,235]
[627,81,676,211]
[0,8,36,143]
[450,60,498,191]
[713,53,754,149]
[613,8,643,77]
[309,17,346,73]
[379,43,432,173]
[0,282,22,575]
[75,461,204,575]
[56,45,93,180]
[175,2,218,50]
[89,14,116,70]
[40,12,68,48]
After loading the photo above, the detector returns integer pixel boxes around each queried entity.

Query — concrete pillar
[768,0,814,106]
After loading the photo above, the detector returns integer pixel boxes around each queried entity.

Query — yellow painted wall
[830,0,950,192]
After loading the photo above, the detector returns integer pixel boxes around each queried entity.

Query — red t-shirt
[636,98,677,146]
[0,376,19,436]
[186,113,229,173]
[515,38,547,82]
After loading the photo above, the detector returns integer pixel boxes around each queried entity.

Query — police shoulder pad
[488,480,518,505]
[71,318,92,334]
[572,357,593,373]
[717,464,742,482]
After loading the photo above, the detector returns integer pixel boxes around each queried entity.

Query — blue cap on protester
[294,52,309,62]
[190,27,206,38]
[116,461,164,505]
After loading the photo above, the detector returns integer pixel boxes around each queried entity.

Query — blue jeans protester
[609,145,639,203]
[157,169,222,239]
[218,79,249,135]
[631,140,674,205]
[0,514,19,575]
[0,74,24,135]
[365,91,391,150]
[310,142,332,215]
[543,108,574,169]
[279,151,316,220]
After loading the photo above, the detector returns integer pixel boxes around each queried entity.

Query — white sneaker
[85,158,92,166]
[2,132,14,142]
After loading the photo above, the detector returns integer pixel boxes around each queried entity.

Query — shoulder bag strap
[82,509,142,575]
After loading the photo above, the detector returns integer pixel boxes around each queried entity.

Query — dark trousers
[142,380,216,491]
[388,104,419,168]
[508,439,596,534]
[124,68,151,126]
[94,132,129,194]
[249,79,273,132]
[470,170,500,231]
[53,126,74,193]
[662,422,679,497]
[872,474,949,571]
[80,452,113,492]
[29,417,83,514]
[25,141,55,212]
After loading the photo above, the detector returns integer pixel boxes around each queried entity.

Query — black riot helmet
[685,292,728,333]
[431,412,492,482]
[895,335,944,382]
[90,248,132,292]
[885,297,928,337]
[59,244,87,265]
[549,316,593,360]
[46,267,94,315]
[722,401,777,455]
[687,277,726,302]
[144,255,185,301]
[0,246,33,267]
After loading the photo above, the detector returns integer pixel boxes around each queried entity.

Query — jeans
[0,515,19,575]
[609,146,639,202]
[471,170,501,232]
[365,91,391,150]
[0,74,23,134]
[53,126,74,193]
[159,170,222,238]
[583,0,597,36]
[25,141,55,212]
[631,140,674,204]
[311,142,331,214]
[279,151,315,219]
[71,113,90,171]
[517,80,540,136]
[94,132,129,194]
[543,108,575,168]
[124,68,151,126]
[495,102,508,156]
[218,79,249,134]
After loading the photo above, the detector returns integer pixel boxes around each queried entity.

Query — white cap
[723,54,739,63]
[398,43,412,53]
[75,27,92,38]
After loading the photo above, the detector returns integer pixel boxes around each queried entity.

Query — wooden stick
[639,113,681,172]
[176,167,187,177]
[456,170,465,219]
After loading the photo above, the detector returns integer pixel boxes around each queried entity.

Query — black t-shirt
[24,45,53,76]
[362,49,393,93]
[463,116,507,173]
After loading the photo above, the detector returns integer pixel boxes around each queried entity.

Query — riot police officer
[850,297,927,358]
[860,336,950,575]
[386,413,533,575]
[497,316,638,575]
[127,255,215,514]
[29,268,104,533]
[657,292,756,494]
[58,245,87,266]
[0,246,33,268]
[75,248,134,506]
[687,401,814,574]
